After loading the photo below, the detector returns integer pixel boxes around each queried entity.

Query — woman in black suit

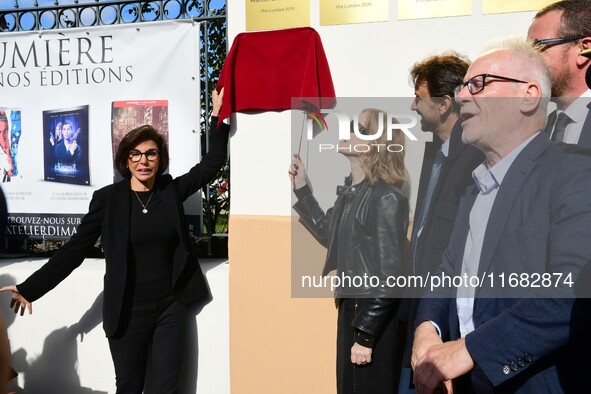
[0,89,229,394]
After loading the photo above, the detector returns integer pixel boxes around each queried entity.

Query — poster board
[0,20,201,239]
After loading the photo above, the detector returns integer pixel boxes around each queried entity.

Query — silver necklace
[133,191,153,214]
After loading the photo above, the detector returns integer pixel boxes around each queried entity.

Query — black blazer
[546,104,591,147]
[411,120,483,279]
[574,103,591,148]
[18,119,229,337]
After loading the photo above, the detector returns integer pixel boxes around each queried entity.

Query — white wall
[2,258,229,394]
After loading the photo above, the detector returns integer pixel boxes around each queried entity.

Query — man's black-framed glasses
[454,74,528,96]
[531,36,584,51]
[129,149,159,163]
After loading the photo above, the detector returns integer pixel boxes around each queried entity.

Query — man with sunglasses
[412,37,591,393]
[398,52,483,394]
[527,0,591,145]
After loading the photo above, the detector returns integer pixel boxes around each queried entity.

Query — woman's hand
[351,342,372,365]
[212,87,224,117]
[0,285,32,316]
[288,154,307,190]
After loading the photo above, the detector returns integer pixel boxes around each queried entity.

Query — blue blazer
[417,133,591,393]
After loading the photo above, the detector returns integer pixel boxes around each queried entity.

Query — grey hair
[480,35,552,108]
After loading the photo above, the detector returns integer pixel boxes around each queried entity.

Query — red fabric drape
[216,27,336,125]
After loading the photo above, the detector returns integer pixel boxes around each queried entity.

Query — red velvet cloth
[216,27,336,125]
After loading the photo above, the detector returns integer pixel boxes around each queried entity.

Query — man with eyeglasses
[412,37,591,393]
[527,0,591,145]
[397,52,483,394]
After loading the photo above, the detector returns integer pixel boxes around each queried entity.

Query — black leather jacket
[293,177,409,339]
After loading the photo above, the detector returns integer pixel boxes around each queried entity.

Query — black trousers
[108,295,189,394]
[336,298,404,394]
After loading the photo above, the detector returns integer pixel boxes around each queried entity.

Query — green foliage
[199,2,228,257]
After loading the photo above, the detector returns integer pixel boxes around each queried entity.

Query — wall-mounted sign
[482,0,554,15]
[246,0,310,31]
[320,0,388,26]
[398,0,471,20]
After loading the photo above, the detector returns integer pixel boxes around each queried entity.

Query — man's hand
[412,321,443,370]
[68,141,78,155]
[414,335,474,394]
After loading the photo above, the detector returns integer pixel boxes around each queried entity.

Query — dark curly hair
[114,124,169,178]
[409,51,471,112]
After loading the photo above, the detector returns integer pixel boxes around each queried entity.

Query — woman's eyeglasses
[129,149,159,163]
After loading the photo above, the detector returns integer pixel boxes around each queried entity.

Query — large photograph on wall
[0,20,201,240]
[43,105,90,186]
[0,108,22,184]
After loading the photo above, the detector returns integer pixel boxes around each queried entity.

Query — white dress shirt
[456,132,539,338]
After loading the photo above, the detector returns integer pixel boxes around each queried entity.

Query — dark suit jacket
[399,120,483,365]
[18,119,229,337]
[411,120,484,280]
[576,103,591,148]
[417,133,591,393]
[54,141,81,166]
[546,103,591,148]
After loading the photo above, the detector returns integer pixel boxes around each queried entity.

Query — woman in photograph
[289,108,409,393]
[50,121,63,147]
[0,88,229,394]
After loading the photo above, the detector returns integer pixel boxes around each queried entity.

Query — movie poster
[111,100,169,182]
[0,108,22,183]
[43,105,91,186]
